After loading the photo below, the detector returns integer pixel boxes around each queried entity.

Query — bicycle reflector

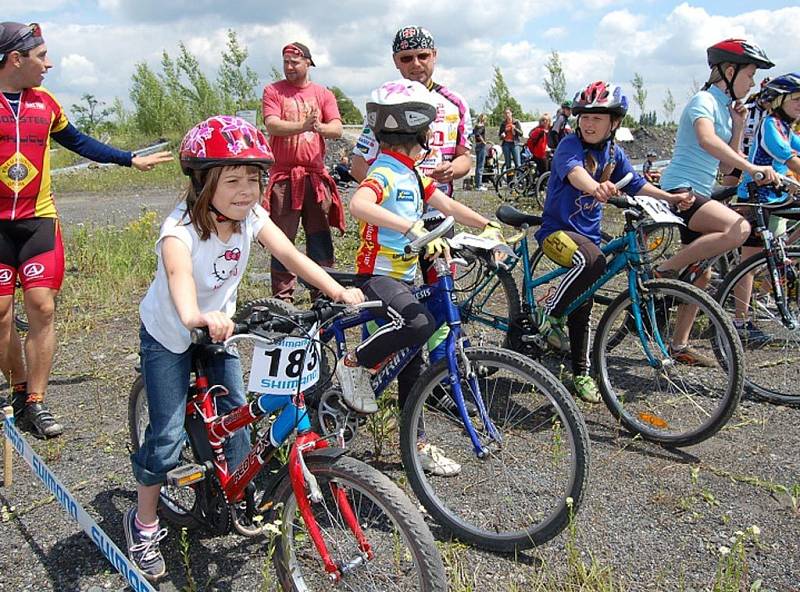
[166,463,206,487]
[638,412,668,430]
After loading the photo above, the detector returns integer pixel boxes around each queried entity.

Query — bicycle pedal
[166,464,206,487]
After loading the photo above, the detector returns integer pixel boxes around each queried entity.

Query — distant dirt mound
[625,126,677,161]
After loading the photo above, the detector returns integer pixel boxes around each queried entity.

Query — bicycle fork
[288,433,373,582]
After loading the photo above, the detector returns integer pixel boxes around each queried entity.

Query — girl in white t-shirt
[125,116,363,581]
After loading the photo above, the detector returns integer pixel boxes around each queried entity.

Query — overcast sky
[2,1,798,125]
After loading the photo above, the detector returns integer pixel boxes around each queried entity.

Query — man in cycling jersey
[350,26,473,201]
[0,22,171,438]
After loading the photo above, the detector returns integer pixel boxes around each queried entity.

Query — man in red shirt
[262,42,344,302]
[526,114,552,174]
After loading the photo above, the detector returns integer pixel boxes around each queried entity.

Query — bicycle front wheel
[594,279,743,447]
[715,247,800,405]
[270,454,447,592]
[400,347,590,552]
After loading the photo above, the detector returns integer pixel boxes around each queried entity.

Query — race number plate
[247,325,321,395]
[632,196,685,226]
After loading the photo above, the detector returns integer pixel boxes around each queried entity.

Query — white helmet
[366,79,437,138]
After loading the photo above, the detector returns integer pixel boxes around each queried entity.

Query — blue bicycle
[240,218,590,553]
[457,176,744,447]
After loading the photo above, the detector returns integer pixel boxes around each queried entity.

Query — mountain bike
[238,217,591,553]
[712,174,800,405]
[128,301,447,591]
[494,159,549,209]
[458,174,745,447]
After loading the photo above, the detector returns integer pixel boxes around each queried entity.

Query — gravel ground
[1,184,799,592]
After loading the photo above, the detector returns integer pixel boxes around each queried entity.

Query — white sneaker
[477,186,488,192]
[418,443,461,477]
[335,357,378,414]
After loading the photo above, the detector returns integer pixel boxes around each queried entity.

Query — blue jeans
[474,143,486,188]
[131,325,250,486]
[501,141,521,172]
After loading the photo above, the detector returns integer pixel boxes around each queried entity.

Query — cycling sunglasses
[398,51,433,64]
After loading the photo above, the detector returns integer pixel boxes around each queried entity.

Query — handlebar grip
[190,323,248,344]
[607,195,634,209]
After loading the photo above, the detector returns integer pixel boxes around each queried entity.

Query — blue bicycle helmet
[761,72,800,104]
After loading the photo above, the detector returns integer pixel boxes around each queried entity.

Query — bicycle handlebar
[190,300,383,345]
[404,216,455,255]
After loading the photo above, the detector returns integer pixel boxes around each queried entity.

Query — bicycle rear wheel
[270,454,447,592]
[715,247,800,405]
[400,347,590,552]
[593,279,743,447]
[534,170,550,207]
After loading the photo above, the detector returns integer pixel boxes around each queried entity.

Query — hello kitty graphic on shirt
[212,247,241,288]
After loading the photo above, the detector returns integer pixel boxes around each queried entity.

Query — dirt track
[1,186,799,592]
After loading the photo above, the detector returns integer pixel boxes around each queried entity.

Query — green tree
[218,29,260,114]
[543,50,567,106]
[662,89,676,123]
[270,66,283,82]
[631,72,647,123]
[71,93,112,135]
[130,62,171,135]
[177,42,222,121]
[328,86,362,124]
[484,66,529,126]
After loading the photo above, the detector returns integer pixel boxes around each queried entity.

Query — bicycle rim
[716,248,800,405]
[594,279,743,447]
[400,347,589,552]
[272,455,447,592]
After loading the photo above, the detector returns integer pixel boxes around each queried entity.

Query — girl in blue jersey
[534,81,692,402]
[732,73,800,344]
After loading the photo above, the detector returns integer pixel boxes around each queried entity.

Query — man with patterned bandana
[351,26,473,203]
[0,22,171,438]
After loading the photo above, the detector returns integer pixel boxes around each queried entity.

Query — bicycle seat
[495,204,542,228]
[299,268,373,289]
[710,186,738,202]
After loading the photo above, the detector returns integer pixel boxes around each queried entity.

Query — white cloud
[543,27,567,40]
[33,3,800,126]
[59,54,98,87]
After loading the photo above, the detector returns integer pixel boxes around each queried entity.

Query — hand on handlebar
[405,220,451,260]
[669,191,695,212]
[592,181,619,203]
[477,220,505,243]
[750,165,780,186]
[195,311,235,343]
[333,286,366,306]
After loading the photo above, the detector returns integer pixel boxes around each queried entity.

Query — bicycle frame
[182,350,369,582]
[320,260,501,457]
[460,215,671,368]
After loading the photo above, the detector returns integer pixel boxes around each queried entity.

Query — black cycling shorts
[0,217,64,295]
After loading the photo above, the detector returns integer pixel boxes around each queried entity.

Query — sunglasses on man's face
[398,52,432,64]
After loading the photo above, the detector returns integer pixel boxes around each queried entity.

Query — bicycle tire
[534,170,550,207]
[593,279,743,447]
[458,265,523,350]
[128,377,203,529]
[399,346,590,552]
[494,167,526,202]
[270,454,448,592]
[715,247,800,406]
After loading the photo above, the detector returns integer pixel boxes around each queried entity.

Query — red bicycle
[129,301,447,591]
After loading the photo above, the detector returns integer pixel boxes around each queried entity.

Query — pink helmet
[179,115,273,176]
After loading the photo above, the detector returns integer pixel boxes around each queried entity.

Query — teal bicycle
[457,174,744,447]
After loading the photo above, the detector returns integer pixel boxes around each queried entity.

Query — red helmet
[706,39,774,69]
[179,115,273,176]
[572,81,629,117]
